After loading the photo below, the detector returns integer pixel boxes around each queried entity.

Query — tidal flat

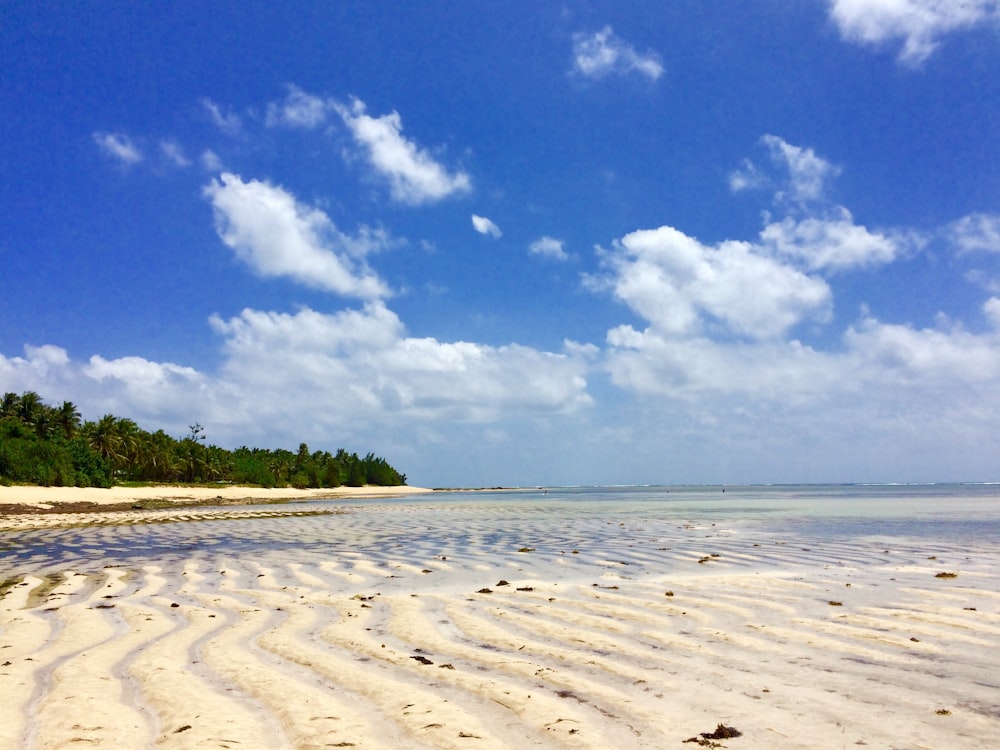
[1,485,998,749]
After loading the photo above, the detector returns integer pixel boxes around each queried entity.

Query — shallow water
[2,484,998,581]
[4,485,999,749]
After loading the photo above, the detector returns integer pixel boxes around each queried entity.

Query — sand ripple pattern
[1,492,999,748]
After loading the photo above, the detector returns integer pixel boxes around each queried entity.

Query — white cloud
[93,132,143,165]
[266,84,329,129]
[588,135,1000,481]
[471,214,502,238]
[844,311,1000,386]
[728,159,766,193]
[598,304,1000,482]
[760,209,906,271]
[160,140,191,167]
[594,225,831,340]
[203,172,391,299]
[762,134,840,205]
[729,137,919,273]
[334,98,471,205]
[0,301,594,456]
[984,296,1000,328]
[949,212,1000,253]
[200,150,224,171]
[201,97,242,135]
[0,344,227,438]
[529,236,569,261]
[572,26,664,80]
[603,328,841,402]
[210,302,593,425]
[828,0,1000,65]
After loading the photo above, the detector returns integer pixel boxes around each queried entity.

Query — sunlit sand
[1,486,998,748]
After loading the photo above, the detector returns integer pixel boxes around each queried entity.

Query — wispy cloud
[828,0,1000,65]
[200,150,223,171]
[265,84,329,129]
[471,214,502,238]
[728,159,766,193]
[761,135,841,206]
[204,172,391,300]
[529,236,569,261]
[93,132,143,165]
[572,26,664,81]
[201,97,242,135]
[948,212,1000,253]
[334,98,471,205]
[730,135,840,206]
[159,140,191,167]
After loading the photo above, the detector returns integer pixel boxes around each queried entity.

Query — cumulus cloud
[334,98,471,205]
[529,236,569,261]
[760,209,907,271]
[266,84,329,128]
[472,214,502,238]
[93,132,143,165]
[0,344,227,438]
[593,225,831,340]
[587,133,1000,480]
[211,302,592,425]
[603,309,1000,424]
[949,212,1000,253]
[728,137,914,273]
[203,172,391,299]
[598,296,1000,483]
[572,26,664,80]
[828,0,1000,65]
[0,301,594,453]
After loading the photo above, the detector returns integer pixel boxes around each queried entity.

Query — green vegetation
[0,391,406,489]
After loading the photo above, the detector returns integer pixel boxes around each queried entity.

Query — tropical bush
[0,391,406,488]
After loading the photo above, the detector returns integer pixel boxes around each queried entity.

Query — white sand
[1,495,998,749]
[0,483,432,508]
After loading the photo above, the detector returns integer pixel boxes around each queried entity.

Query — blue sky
[3,1,1000,487]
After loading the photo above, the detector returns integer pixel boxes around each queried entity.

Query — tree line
[0,391,406,489]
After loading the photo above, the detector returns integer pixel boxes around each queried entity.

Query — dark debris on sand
[683,723,743,746]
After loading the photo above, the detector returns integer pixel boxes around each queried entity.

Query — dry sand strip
[0,484,433,531]
[2,551,999,749]
[0,483,433,509]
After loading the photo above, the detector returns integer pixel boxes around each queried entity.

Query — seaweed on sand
[683,723,743,747]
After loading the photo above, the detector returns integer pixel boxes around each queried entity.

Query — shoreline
[0,482,433,515]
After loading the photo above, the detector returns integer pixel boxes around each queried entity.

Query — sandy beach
[0,483,433,509]
[1,486,998,749]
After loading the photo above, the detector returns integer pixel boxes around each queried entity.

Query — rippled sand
[1,493,998,749]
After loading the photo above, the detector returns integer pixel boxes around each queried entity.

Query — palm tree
[138,430,178,482]
[85,415,125,471]
[56,401,82,440]
[1,392,20,419]
[32,407,56,439]
[113,418,142,478]
[16,391,43,426]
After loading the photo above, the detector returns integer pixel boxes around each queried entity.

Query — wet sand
[1,491,998,748]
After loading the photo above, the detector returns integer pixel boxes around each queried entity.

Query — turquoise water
[2,484,998,579]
